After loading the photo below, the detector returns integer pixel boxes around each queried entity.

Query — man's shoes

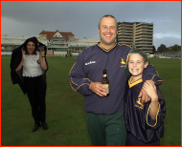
[42,122,48,130]
[32,123,40,132]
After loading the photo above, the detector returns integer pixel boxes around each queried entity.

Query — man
[69,14,162,146]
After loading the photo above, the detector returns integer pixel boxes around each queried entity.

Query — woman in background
[10,37,49,132]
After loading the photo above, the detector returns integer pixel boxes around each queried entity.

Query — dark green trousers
[86,110,127,146]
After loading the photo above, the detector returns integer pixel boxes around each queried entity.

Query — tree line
[153,44,181,53]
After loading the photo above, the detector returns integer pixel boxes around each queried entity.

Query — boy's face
[128,53,148,80]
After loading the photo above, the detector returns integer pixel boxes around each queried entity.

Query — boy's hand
[139,88,151,103]
[143,81,158,102]
[139,80,155,103]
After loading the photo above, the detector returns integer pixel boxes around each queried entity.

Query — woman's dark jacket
[10,36,48,94]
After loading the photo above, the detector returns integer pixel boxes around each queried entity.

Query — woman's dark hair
[24,40,38,55]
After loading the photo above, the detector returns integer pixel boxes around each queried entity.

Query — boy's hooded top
[125,77,166,143]
[124,49,166,143]
[10,37,48,94]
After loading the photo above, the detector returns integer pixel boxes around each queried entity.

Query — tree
[152,45,156,54]
[171,44,181,52]
[157,44,168,52]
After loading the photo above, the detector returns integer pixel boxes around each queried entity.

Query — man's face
[98,17,118,46]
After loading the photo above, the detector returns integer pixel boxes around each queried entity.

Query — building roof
[118,22,153,25]
[39,30,75,40]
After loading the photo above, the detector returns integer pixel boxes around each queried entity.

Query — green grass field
[1,56,181,146]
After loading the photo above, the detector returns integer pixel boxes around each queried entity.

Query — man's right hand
[89,82,108,97]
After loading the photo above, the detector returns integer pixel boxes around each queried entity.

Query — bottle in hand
[102,69,109,96]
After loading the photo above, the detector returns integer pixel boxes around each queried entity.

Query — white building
[68,38,100,54]
[1,34,47,55]
[1,31,100,56]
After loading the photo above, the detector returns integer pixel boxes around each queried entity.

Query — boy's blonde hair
[125,49,150,75]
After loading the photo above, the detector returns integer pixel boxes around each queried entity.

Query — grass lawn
[1,56,181,146]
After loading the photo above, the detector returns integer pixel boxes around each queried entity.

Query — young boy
[124,49,166,146]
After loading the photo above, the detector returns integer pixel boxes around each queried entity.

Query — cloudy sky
[1,1,181,49]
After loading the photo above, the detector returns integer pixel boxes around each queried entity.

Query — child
[124,49,166,146]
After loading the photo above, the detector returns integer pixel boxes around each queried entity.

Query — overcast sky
[1,1,181,49]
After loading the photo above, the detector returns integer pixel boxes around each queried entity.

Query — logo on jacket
[120,58,126,67]
[135,98,144,109]
[85,61,96,65]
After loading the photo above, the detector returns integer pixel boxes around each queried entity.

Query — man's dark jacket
[10,36,48,94]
